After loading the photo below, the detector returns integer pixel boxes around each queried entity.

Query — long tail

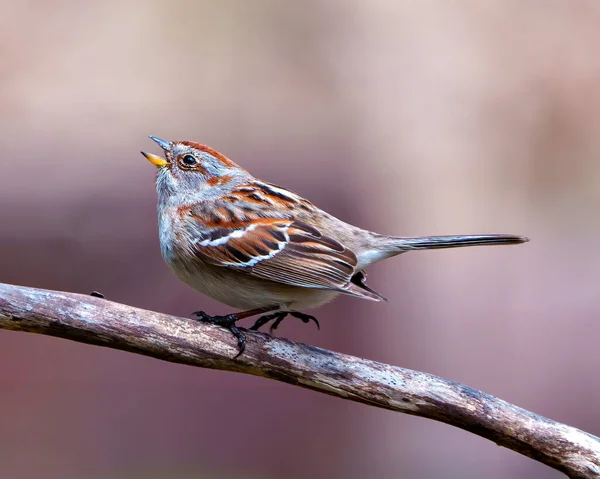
[358,233,528,268]
[353,233,528,295]
[392,234,528,250]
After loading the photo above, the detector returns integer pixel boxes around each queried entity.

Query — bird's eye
[180,154,198,168]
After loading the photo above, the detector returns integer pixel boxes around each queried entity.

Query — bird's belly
[159,211,341,312]
[168,259,340,312]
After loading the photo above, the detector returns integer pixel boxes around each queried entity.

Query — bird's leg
[249,312,288,331]
[190,305,278,357]
[250,311,320,333]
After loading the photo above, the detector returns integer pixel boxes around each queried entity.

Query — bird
[141,136,528,356]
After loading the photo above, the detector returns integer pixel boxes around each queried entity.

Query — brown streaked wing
[190,216,360,292]
[192,217,292,268]
[250,221,358,290]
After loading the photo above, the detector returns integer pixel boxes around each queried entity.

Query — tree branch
[0,282,598,478]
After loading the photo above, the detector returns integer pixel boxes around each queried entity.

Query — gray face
[155,142,249,204]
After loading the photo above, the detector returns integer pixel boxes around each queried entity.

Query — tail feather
[349,234,527,296]
[393,234,528,250]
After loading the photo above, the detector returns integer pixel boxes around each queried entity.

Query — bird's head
[141,136,249,203]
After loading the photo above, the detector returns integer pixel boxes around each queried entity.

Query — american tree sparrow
[141,137,527,355]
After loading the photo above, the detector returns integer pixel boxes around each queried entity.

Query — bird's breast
[157,204,194,265]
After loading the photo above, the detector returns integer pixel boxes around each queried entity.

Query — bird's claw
[249,311,320,333]
[289,312,320,330]
[249,312,284,331]
[191,311,246,357]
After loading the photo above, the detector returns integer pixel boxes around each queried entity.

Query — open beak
[141,151,168,168]
[149,136,171,150]
[141,136,171,167]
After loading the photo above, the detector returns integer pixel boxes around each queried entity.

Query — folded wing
[190,216,382,300]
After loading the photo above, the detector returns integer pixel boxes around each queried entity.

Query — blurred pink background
[1,1,600,478]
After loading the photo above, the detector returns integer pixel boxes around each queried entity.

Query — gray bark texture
[0,282,599,478]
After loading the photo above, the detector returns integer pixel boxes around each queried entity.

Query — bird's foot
[249,311,319,334]
[289,312,320,330]
[191,311,246,357]
[249,312,287,332]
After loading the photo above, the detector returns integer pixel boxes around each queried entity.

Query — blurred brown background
[1,1,600,478]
